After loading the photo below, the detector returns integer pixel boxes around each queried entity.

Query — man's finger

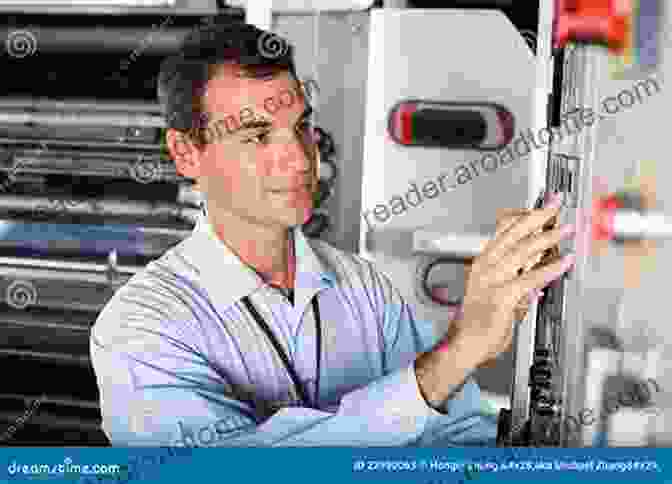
[495,209,529,234]
[517,252,575,298]
[484,195,563,265]
[481,209,529,255]
[497,224,574,283]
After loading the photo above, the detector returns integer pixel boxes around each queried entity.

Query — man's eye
[297,120,313,132]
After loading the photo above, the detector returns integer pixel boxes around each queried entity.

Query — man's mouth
[270,184,311,194]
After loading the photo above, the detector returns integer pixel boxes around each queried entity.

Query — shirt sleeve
[368,263,498,447]
[92,320,437,446]
[91,269,496,447]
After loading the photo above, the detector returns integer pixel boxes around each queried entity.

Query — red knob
[592,194,622,241]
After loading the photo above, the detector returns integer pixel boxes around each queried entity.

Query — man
[90,22,575,447]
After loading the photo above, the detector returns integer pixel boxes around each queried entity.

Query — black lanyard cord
[242,295,322,410]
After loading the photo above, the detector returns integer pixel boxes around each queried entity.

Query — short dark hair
[158,21,298,147]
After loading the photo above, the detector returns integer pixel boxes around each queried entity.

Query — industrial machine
[360,0,670,448]
[495,0,671,448]
[0,3,337,445]
[1,0,669,447]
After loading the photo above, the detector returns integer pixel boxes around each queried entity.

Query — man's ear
[166,128,202,179]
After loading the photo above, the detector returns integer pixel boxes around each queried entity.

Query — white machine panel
[359,9,539,398]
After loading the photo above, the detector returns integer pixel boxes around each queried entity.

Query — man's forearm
[414,335,475,410]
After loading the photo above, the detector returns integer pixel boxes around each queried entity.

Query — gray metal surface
[0,194,199,224]
[554,43,607,446]
[359,9,537,400]
[0,98,162,113]
[274,10,370,253]
[0,111,165,128]
[507,0,556,439]
[0,0,219,15]
[3,149,183,182]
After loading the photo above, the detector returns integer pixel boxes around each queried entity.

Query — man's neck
[208,211,296,290]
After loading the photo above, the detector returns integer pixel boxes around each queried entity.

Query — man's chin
[276,207,313,228]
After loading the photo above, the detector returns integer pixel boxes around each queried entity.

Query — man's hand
[415,193,576,408]
[465,209,537,325]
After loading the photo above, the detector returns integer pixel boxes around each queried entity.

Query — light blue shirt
[90,213,497,446]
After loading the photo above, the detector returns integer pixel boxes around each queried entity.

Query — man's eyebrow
[238,105,313,131]
[239,118,273,130]
[236,68,279,80]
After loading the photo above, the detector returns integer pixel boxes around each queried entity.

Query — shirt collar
[180,212,336,312]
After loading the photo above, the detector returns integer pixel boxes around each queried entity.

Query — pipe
[0,4,232,15]
[0,111,165,128]
[0,348,90,367]
[0,194,200,224]
[6,152,182,182]
[0,408,102,432]
[0,257,138,311]
[0,98,161,113]
[0,227,185,259]
[0,220,192,239]
[5,148,164,162]
[0,26,191,54]
[0,138,161,150]
[0,254,141,275]
[0,394,99,410]
[0,305,94,330]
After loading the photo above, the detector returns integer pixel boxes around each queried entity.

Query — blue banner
[0,448,667,484]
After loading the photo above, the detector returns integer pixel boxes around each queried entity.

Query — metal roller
[0,194,200,224]
[0,318,91,364]
[0,98,162,114]
[0,26,192,54]
[0,409,102,432]
[0,138,161,151]
[0,221,189,258]
[0,111,165,129]
[0,127,158,145]
[0,254,142,276]
[0,348,91,367]
[3,149,183,182]
[0,254,141,312]
[3,147,163,163]
[0,394,99,411]
[0,219,192,238]
[0,305,95,329]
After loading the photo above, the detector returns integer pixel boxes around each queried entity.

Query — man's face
[173,65,318,229]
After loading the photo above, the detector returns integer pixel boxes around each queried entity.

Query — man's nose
[270,134,313,175]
